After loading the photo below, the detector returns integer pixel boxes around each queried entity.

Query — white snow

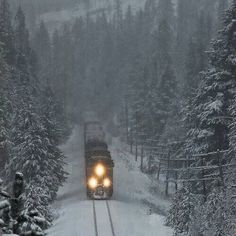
[111,138,171,215]
[95,201,113,235]
[47,126,173,236]
[3,235,18,236]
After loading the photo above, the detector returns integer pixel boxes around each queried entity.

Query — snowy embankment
[47,127,173,236]
[111,138,171,216]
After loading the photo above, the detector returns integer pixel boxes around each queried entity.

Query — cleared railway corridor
[47,127,173,236]
[93,200,116,236]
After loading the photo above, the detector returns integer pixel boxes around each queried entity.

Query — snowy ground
[47,127,173,236]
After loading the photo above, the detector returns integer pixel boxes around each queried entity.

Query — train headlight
[103,178,111,188]
[88,177,98,189]
[95,164,105,177]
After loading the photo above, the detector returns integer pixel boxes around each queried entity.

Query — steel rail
[106,201,116,236]
[93,200,98,236]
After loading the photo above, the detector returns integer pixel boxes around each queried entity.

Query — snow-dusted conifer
[166,187,198,235]
[170,1,236,235]
[0,0,15,64]
[33,21,52,85]
[5,7,67,220]
[40,86,67,200]
[0,45,11,172]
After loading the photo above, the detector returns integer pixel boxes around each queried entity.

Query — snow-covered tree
[184,0,236,159]
[168,1,236,235]
[202,187,236,236]
[0,45,12,173]
[33,21,52,86]
[167,187,200,235]
[218,0,229,24]
[0,0,15,64]
[2,6,68,221]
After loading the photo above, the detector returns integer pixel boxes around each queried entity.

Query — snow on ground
[111,138,171,216]
[110,201,172,236]
[47,126,173,236]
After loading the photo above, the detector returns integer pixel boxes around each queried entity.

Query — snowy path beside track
[47,127,173,236]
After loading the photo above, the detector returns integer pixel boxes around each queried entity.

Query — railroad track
[93,200,98,236]
[93,200,116,236]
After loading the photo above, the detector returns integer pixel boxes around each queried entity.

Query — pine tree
[51,29,62,97]
[157,0,174,24]
[40,87,68,200]
[0,44,11,173]
[5,7,67,221]
[183,38,199,97]
[185,0,236,156]
[0,0,15,64]
[128,56,152,139]
[150,0,177,139]
[166,187,197,235]
[114,0,123,30]
[14,6,30,75]
[33,21,52,85]
[171,1,236,235]
[201,187,236,236]
[176,0,194,62]
[8,98,55,219]
[155,64,177,136]
[218,0,229,25]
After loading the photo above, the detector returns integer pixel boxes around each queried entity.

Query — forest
[0,0,236,235]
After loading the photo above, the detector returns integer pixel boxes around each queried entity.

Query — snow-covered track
[92,200,116,236]
[105,201,116,236]
[93,200,98,236]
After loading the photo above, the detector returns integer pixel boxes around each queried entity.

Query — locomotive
[84,121,114,199]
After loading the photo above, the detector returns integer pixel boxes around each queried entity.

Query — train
[84,121,114,199]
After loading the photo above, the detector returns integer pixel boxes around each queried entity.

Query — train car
[84,121,114,199]
[84,121,105,144]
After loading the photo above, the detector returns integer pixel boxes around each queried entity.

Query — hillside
[39,0,147,30]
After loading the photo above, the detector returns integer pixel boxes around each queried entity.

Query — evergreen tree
[151,0,177,139]
[128,56,152,139]
[51,29,62,98]
[169,2,236,235]
[0,0,15,64]
[157,0,174,24]
[183,38,199,97]
[166,187,198,235]
[176,0,194,66]
[5,6,68,221]
[155,64,177,136]
[201,187,236,236]
[218,0,229,24]
[185,0,236,156]
[14,6,31,75]
[0,44,11,173]
[33,21,52,85]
